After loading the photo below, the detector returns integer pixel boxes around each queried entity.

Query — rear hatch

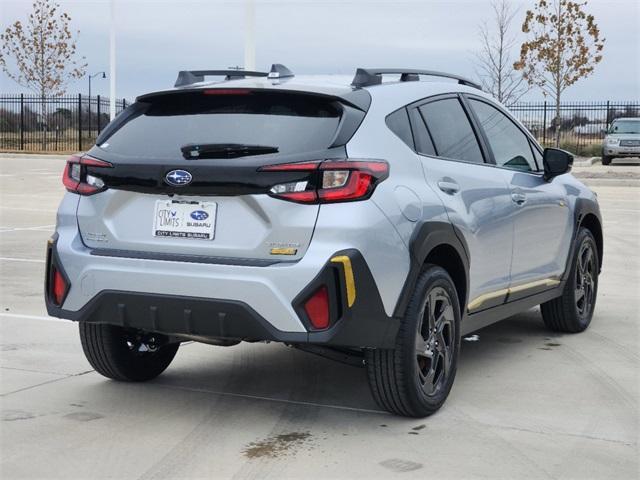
[77,89,365,262]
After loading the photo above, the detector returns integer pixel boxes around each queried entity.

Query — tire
[366,265,461,417]
[79,323,179,381]
[602,156,612,165]
[541,227,599,333]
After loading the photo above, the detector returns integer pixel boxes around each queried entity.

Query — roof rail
[351,68,482,90]
[174,64,295,87]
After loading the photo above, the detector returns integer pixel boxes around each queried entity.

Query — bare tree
[0,0,86,98]
[475,0,528,106]
[1,0,86,148]
[514,0,605,146]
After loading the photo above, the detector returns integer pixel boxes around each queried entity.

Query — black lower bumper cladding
[45,245,400,349]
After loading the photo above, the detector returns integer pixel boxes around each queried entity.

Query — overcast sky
[1,0,638,101]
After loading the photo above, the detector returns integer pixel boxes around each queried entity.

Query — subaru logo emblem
[190,210,209,221]
[165,169,192,186]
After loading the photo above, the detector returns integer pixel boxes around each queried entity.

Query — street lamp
[88,72,106,140]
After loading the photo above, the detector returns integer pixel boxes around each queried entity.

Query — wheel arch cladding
[579,213,603,271]
[424,244,467,316]
[394,221,469,318]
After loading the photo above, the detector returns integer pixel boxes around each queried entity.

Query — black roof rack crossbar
[174,64,295,87]
[351,68,482,90]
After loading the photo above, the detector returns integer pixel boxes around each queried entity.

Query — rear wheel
[366,265,460,417]
[602,156,613,165]
[79,323,179,381]
[541,227,599,333]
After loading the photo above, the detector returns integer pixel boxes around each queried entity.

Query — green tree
[514,0,605,146]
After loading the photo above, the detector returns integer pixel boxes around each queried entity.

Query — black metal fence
[0,95,639,155]
[509,101,639,156]
[0,94,127,152]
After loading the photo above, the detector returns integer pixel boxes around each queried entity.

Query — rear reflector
[52,268,67,306]
[304,286,330,330]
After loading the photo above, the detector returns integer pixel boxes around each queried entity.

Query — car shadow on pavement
[128,307,558,414]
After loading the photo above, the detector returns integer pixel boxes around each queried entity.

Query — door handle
[437,180,460,194]
[511,192,526,205]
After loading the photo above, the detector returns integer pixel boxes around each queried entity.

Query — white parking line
[0,225,55,233]
[0,206,57,213]
[0,257,46,263]
[0,312,69,323]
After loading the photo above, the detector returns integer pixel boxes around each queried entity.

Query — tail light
[62,154,113,195]
[304,286,330,330]
[259,159,389,204]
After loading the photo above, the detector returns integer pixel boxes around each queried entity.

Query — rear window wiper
[181,143,279,159]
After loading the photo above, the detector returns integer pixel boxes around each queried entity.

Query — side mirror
[543,148,573,181]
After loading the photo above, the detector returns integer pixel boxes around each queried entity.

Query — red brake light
[259,159,389,204]
[203,89,253,95]
[62,154,112,195]
[52,268,67,306]
[304,286,330,330]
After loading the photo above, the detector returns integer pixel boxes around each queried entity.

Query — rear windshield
[97,90,342,159]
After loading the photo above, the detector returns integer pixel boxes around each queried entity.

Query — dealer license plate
[153,200,217,240]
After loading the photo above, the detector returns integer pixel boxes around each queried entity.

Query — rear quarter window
[386,108,414,148]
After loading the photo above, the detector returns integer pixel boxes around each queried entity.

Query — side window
[469,99,536,172]
[386,108,414,149]
[409,108,436,156]
[419,98,484,163]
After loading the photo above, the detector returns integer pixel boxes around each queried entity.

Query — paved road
[1,156,638,479]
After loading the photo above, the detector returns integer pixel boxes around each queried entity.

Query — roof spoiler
[351,68,482,90]
[174,64,294,87]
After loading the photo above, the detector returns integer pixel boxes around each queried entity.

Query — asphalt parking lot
[1,154,638,479]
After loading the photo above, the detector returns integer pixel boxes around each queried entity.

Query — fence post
[20,94,25,150]
[542,101,547,146]
[97,95,101,135]
[78,93,82,151]
[605,100,611,128]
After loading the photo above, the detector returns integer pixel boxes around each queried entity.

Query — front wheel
[79,323,179,381]
[541,227,599,333]
[366,265,461,417]
[602,156,613,165]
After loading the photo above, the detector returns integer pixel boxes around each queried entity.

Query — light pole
[88,72,106,140]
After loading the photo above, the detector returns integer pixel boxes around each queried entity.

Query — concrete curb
[579,177,640,187]
[0,153,69,161]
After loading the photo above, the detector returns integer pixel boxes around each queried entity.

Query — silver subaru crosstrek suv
[602,117,640,165]
[46,65,603,417]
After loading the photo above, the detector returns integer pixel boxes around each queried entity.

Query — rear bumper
[45,221,402,349]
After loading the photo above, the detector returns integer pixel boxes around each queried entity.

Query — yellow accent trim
[330,255,356,307]
[468,278,561,312]
[270,247,298,256]
[467,288,510,312]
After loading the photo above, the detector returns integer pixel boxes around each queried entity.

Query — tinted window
[409,108,436,156]
[470,99,536,172]
[386,108,414,148]
[419,99,483,163]
[98,91,342,159]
